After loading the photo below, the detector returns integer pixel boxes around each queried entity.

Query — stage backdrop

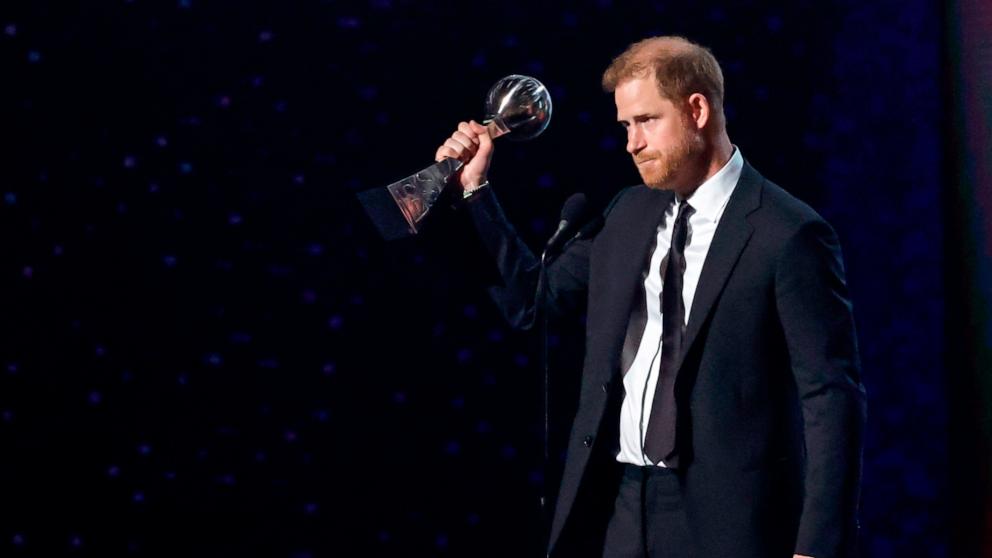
[0,0,962,556]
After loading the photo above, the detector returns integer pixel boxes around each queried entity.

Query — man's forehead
[615,78,674,114]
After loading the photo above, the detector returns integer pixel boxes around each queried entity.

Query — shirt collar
[680,146,744,225]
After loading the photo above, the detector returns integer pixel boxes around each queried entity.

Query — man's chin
[640,172,675,191]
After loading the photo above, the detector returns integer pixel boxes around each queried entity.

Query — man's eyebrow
[617,112,656,123]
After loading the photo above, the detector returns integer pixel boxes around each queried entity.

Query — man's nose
[626,127,644,154]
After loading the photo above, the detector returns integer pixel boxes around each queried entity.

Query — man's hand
[435,120,493,191]
[794,555,814,558]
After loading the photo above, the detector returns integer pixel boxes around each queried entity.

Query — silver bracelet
[462,180,490,199]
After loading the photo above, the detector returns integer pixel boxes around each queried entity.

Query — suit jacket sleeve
[462,187,593,330]
[775,219,867,558]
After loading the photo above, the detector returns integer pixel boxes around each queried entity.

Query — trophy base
[357,158,463,241]
[356,187,416,241]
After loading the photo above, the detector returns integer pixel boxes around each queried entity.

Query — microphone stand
[536,232,575,544]
[536,243,554,545]
[534,194,601,551]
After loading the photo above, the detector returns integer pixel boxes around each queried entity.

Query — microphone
[543,193,590,257]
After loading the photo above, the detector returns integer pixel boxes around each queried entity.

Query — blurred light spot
[230,331,252,344]
[257,358,280,369]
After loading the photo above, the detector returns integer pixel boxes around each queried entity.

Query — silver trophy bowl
[484,74,553,141]
[358,75,552,240]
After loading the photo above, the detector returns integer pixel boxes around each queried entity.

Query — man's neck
[677,133,734,199]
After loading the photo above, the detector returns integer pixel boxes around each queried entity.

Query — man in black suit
[435,36,866,558]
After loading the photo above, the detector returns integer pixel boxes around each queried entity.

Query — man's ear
[687,93,710,130]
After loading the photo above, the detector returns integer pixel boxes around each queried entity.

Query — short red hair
[602,36,725,119]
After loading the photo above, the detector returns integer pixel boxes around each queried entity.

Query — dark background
[0,0,968,556]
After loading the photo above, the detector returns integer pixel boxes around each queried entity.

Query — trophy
[357,75,553,240]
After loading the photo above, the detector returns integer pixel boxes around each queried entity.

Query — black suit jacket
[464,162,867,558]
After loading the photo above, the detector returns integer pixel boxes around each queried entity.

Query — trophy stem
[484,117,512,140]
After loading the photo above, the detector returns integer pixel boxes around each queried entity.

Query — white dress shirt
[616,147,745,467]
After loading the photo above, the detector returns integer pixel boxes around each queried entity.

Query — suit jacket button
[601,382,610,394]
[583,435,594,447]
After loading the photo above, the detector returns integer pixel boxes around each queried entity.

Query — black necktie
[643,200,694,466]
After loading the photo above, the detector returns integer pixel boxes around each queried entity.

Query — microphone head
[560,193,589,223]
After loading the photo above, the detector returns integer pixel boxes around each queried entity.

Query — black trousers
[602,464,694,558]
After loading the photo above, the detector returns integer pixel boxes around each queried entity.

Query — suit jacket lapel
[675,162,763,374]
[591,187,673,381]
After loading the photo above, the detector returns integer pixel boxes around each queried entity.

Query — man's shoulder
[749,168,832,237]
[603,183,661,216]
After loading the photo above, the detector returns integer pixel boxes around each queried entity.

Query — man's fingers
[469,120,492,149]
[443,138,475,161]
[457,121,480,145]
[451,131,479,152]
[435,146,459,162]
